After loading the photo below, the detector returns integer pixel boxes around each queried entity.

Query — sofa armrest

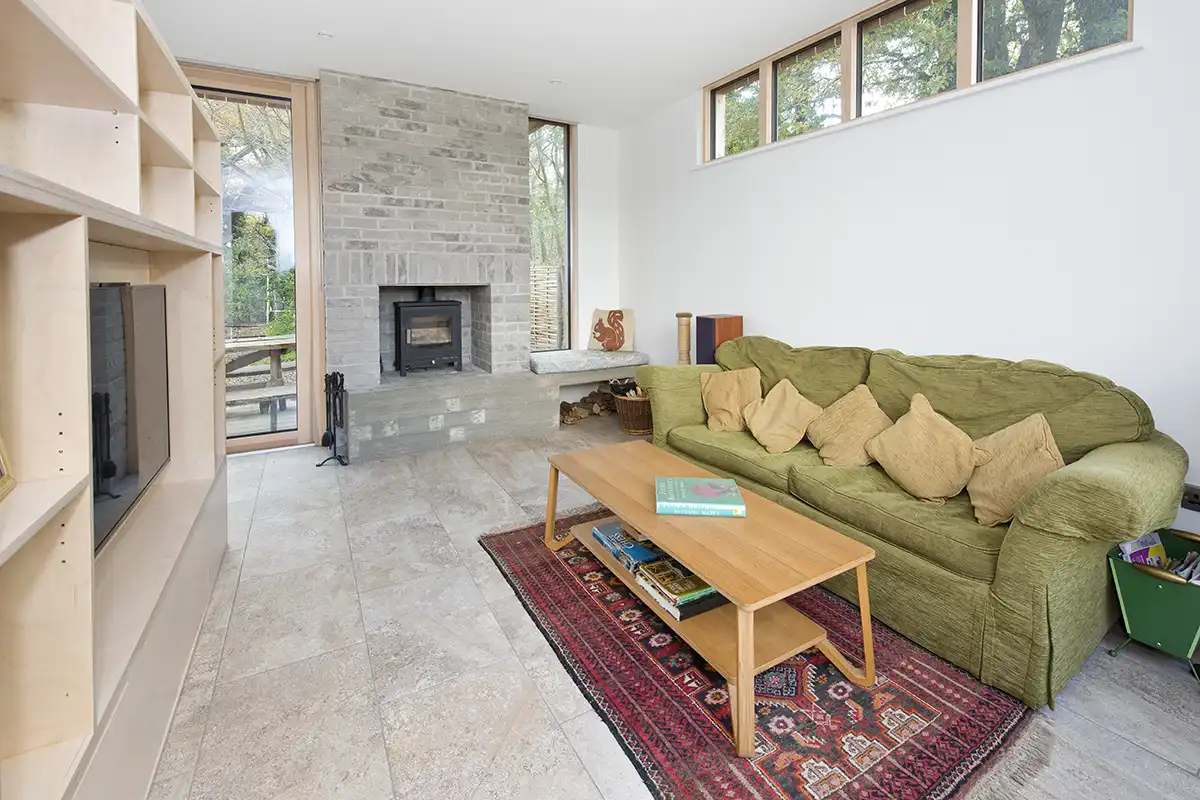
[987,432,1187,705]
[635,364,721,448]
[1014,431,1188,542]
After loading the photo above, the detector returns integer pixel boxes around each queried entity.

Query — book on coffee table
[655,477,746,517]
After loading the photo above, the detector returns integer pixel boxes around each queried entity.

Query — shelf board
[0,474,89,568]
[135,9,190,95]
[0,0,137,113]
[192,96,220,142]
[0,164,220,254]
[194,167,220,198]
[138,111,192,170]
[572,519,826,679]
[0,733,91,800]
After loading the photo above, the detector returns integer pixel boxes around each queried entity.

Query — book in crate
[655,477,746,517]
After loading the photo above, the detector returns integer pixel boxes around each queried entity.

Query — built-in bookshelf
[0,1,228,798]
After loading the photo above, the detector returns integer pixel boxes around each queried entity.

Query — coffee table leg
[817,562,877,687]
[857,562,876,684]
[543,465,573,551]
[734,607,756,758]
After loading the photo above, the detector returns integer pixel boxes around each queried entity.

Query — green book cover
[641,559,717,604]
[655,477,746,518]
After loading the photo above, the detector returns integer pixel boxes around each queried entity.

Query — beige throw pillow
[967,413,1065,527]
[806,385,893,467]
[865,394,990,503]
[699,367,762,432]
[742,380,823,454]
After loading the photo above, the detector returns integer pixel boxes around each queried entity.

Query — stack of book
[655,477,746,517]
[591,521,730,621]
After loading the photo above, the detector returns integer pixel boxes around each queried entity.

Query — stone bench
[529,349,650,378]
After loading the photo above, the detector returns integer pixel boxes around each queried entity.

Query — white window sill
[694,41,1143,171]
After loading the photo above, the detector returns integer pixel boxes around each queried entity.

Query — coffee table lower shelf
[571,519,825,680]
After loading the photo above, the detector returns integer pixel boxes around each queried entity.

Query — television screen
[90,284,170,550]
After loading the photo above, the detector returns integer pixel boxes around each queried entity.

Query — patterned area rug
[480,509,1030,800]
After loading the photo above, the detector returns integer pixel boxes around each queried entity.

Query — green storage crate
[1108,528,1200,681]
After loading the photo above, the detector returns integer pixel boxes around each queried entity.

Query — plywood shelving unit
[0,2,228,798]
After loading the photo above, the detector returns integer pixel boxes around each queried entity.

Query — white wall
[618,3,1199,487]
[574,125,622,348]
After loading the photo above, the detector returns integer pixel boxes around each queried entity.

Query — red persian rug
[480,509,1029,800]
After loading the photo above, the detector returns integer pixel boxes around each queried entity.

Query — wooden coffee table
[544,440,876,758]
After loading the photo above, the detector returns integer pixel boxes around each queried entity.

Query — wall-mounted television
[90,284,170,551]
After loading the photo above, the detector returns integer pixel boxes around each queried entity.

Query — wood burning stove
[393,288,462,374]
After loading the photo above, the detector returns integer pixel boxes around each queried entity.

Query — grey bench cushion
[529,350,650,375]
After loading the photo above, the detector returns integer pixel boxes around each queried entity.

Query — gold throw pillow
[865,393,991,503]
[743,379,823,454]
[699,367,762,432]
[967,413,1065,526]
[806,385,893,467]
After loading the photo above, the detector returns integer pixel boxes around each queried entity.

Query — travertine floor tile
[219,560,363,684]
[348,508,460,593]
[380,657,601,800]
[226,498,255,551]
[191,645,391,800]
[241,505,350,581]
[252,480,341,519]
[360,565,512,704]
[562,710,655,800]
[490,594,591,723]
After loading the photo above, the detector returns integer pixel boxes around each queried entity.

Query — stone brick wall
[320,70,532,389]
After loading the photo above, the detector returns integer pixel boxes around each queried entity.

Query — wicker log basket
[614,393,653,436]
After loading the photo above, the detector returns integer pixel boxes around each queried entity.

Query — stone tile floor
[152,418,1200,799]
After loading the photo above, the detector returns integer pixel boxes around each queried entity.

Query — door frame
[184,65,325,454]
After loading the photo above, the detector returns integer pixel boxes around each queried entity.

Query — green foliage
[982,0,1128,81]
[224,211,295,332]
[198,95,297,337]
[861,0,958,114]
[529,123,566,268]
[720,81,760,156]
[777,41,843,140]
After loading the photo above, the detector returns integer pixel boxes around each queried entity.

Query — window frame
[183,65,324,454]
[708,69,762,160]
[528,117,574,352]
[856,0,960,119]
[701,0,1133,163]
[772,32,844,142]
[975,0,1134,83]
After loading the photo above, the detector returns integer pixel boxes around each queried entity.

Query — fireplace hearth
[393,289,463,375]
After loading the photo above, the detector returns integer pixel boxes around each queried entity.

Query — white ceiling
[142,0,864,126]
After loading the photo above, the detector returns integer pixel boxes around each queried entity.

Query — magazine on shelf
[640,559,717,605]
[636,573,729,620]
[592,521,665,574]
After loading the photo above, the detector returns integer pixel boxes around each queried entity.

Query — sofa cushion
[865,394,990,503]
[789,465,1007,582]
[715,336,872,408]
[806,385,893,467]
[866,350,1154,463]
[743,379,823,454]
[667,425,822,493]
[968,413,1065,527]
[700,367,761,432]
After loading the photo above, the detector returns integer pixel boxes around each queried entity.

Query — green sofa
[636,336,1187,708]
